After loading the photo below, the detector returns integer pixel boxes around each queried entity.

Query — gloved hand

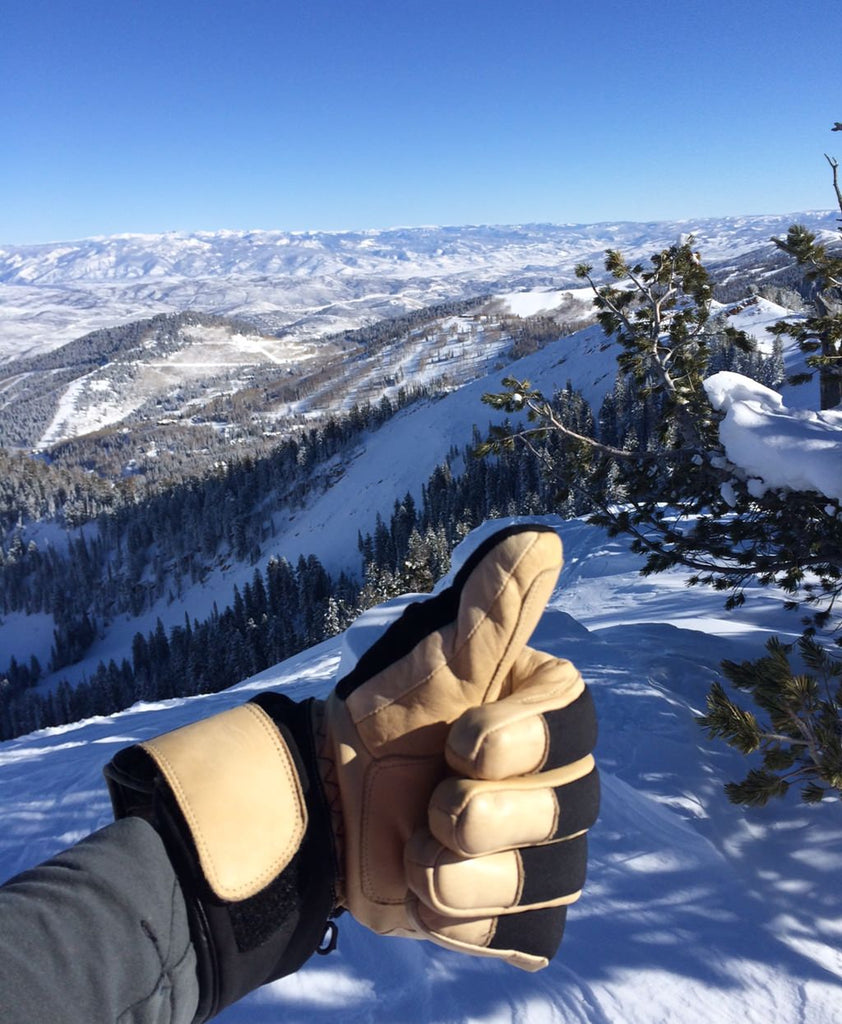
[317,523,599,969]
[104,523,598,1022]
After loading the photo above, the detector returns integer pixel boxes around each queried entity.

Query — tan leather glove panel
[320,524,599,969]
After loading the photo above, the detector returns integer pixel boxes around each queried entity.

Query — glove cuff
[104,694,336,1024]
[311,698,348,907]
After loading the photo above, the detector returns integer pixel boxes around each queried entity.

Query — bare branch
[825,153,842,222]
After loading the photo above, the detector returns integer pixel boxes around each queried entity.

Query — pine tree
[768,126,842,410]
[323,595,354,638]
[480,239,841,806]
[770,219,842,409]
[481,241,840,620]
[698,637,842,804]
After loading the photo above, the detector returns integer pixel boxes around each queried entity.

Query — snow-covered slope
[5,320,620,682]
[0,300,564,452]
[2,518,840,1024]
[1,213,835,363]
[7,289,833,690]
[32,319,335,449]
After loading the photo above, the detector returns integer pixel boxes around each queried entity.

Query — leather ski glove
[104,523,598,1023]
[320,523,599,968]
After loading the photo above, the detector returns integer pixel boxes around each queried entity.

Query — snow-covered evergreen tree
[481,240,841,805]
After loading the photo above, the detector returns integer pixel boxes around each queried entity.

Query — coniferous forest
[0,321,784,739]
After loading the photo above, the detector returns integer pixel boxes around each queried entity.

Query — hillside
[0,284,821,718]
[2,517,840,1023]
[1,213,841,1021]
[0,295,578,462]
[0,313,618,686]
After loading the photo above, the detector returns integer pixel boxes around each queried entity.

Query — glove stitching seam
[514,849,525,906]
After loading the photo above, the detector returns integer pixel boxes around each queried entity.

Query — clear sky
[2,0,841,244]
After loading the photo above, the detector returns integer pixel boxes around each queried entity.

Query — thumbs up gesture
[322,524,599,969]
[105,524,599,1022]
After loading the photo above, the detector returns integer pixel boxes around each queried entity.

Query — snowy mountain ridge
[5,215,828,286]
[0,292,590,459]
[1,212,835,363]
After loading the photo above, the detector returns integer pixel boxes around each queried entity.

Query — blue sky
[2,0,841,243]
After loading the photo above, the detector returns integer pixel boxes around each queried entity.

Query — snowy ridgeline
[1,518,841,1024]
[1,211,837,363]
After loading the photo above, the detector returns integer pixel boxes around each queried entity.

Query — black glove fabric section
[104,694,336,1024]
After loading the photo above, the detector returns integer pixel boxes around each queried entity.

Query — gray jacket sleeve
[0,817,200,1024]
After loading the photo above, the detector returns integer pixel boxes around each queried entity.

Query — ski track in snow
[2,520,841,1024]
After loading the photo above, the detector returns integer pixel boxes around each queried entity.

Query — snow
[30,320,327,449]
[2,517,841,1023]
[713,296,791,356]
[494,288,593,318]
[0,611,55,669]
[36,368,143,450]
[704,371,842,501]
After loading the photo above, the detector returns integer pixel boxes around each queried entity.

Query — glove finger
[429,757,599,857]
[410,902,568,972]
[447,648,597,779]
[405,829,588,918]
[333,526,562,757]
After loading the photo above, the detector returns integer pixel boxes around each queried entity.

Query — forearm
[0,817,199,1024]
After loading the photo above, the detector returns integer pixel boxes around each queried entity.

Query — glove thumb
[335,524,564,758]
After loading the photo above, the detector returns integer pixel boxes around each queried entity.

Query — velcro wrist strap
[141,703,307,902]
[104,695,336,1024]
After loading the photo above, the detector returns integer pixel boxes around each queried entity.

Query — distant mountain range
[1,212,835,363]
